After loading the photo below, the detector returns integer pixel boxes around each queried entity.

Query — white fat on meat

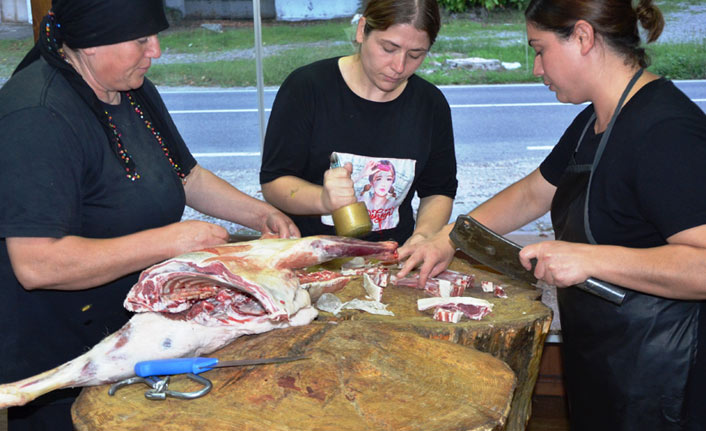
[0,235,398,408]
[363,272,384,302]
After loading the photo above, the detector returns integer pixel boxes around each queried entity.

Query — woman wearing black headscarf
[0,1,299,428]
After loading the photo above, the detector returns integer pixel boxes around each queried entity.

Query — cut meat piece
[433,307,464,323]
[0,236,398,408]
[418,296,494,321]
[392,269,472,297]
[435,270,474,291]
[340,266,391,286]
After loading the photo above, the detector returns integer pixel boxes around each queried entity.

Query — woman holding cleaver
[398,0,706,429]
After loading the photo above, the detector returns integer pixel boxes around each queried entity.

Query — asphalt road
[162,81,706,234]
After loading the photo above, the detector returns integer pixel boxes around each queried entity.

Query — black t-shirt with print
[260,57,458,244]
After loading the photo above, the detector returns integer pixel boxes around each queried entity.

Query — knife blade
[135,355,308,377]
[228,233,261,243]
[449,215,626,305]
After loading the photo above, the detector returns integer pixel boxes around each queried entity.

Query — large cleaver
[449,215,626,305]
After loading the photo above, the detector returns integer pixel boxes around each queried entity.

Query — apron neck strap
[583,68,644,244]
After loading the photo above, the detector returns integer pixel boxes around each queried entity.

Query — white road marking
[171,109,271,114]
[193,152,261,157]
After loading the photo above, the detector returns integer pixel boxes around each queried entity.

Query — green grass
[159,19,354,53]
[149,44,355,87]
[654,0,704,14]
[1,2,703,87]
[0,38,33,78]
[150,5,704,88]
[151,14,540,87]
[648,42,706,80]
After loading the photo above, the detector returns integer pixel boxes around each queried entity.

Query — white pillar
[253,0,266,152]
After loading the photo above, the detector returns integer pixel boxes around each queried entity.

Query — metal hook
[108,373,213,401]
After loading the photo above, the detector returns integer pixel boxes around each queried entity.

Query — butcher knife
[449,215,627,305]
[135,355,309,377]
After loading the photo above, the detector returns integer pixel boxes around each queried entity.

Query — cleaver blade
[449,215,626,305]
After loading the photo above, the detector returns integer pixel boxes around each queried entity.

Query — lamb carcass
[0,235,398,408]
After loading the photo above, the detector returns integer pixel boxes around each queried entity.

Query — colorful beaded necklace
[104,93,186,182]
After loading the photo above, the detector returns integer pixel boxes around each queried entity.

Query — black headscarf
[13,0,188,181]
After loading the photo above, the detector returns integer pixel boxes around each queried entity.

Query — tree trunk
[30,0,52,41]
[315,257,553,431]
[73,321,516,431]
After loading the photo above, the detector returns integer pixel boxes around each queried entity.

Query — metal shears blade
[134,355,308,377]
[207,355,309,370]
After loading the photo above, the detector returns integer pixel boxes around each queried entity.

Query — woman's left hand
[519,240,594,287]
[259,210,301,239]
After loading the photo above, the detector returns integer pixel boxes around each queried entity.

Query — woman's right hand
[321,162,357,213]
[167,220,230,256]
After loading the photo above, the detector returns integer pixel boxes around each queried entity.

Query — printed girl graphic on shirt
[321,152,416,232]
[357,160,397,230]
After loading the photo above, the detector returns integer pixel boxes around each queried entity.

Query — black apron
[550,69,704,430]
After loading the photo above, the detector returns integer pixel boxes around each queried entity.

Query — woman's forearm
[6,224,202,291]
[261,176,327,214]
[471,168,555,235]
[412,195,454,239]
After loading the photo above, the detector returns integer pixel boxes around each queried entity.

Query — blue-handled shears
[109,355,307,401]
[134,355,309,377]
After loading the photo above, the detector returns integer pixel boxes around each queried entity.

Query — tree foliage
[438,0,528,12]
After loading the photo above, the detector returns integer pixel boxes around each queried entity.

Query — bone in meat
[0,236,398,408]
[295,269,352,302]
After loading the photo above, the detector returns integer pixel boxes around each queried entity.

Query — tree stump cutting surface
[315,258,553,431]
[73,320,516,431]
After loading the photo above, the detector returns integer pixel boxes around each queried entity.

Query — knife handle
[575,278,626,305]
[135,357,219,377]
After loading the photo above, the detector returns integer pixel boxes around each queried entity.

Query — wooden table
[72,258,551,431]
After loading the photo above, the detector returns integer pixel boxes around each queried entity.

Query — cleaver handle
[576,278,626,305]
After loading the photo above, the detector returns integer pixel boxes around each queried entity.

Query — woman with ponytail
[0,1,297,428]
[399,1,706,428]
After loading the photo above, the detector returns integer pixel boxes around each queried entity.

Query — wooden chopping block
[72,320,516,431]
[316,257,553,431]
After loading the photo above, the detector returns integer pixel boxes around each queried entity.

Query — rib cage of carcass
[0,236,398,408]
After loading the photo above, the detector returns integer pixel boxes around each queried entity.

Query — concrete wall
[166,0,359,21]
[0,0,31,23]
[275,0,359,21]
[179,0,275,19]
[166,0,186,15]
